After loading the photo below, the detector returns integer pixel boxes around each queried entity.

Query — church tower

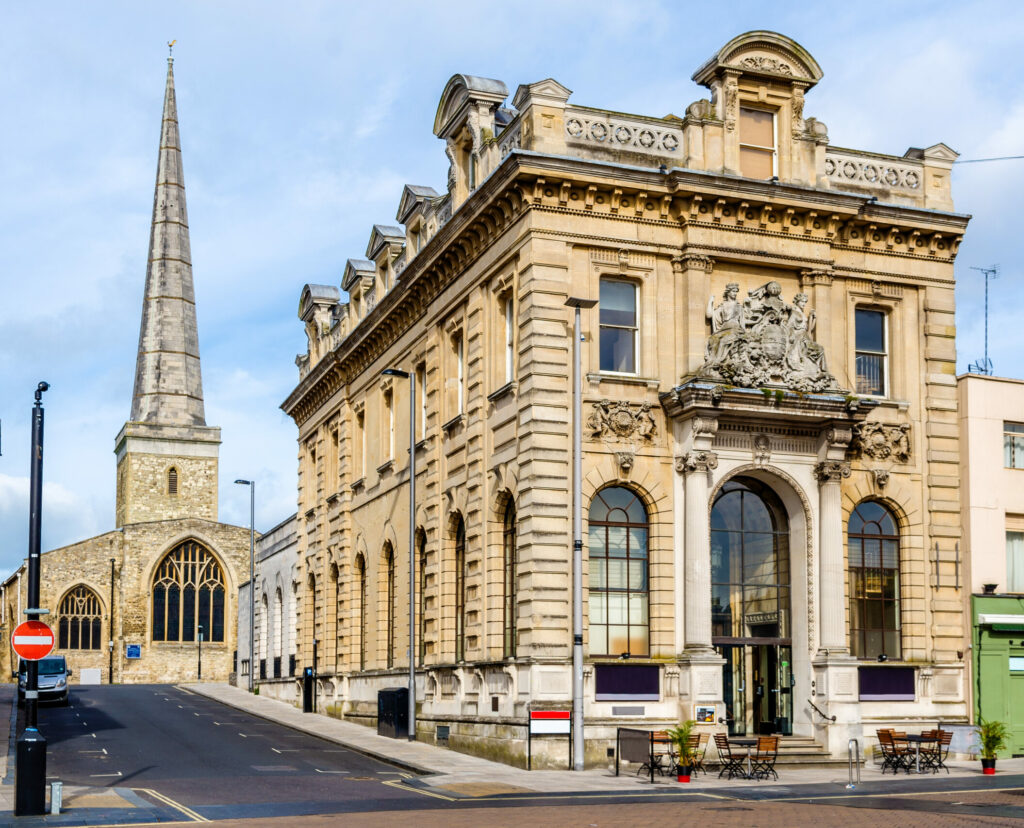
[115,54,220,527]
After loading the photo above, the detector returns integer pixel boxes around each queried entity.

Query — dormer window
[739,107,776,179]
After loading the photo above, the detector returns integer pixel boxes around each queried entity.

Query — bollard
[50,781,62,814]
[847,737,861,789]
[15,727,47,815]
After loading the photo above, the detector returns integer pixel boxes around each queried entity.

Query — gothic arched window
[588,486,649,657]
[152,540,225,642]
[58,585,102,650]
[848,501,901,660]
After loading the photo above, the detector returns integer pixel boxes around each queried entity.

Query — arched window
[848,501,901,660]
[417,529,427,666]
[355,554,367,671]
[502,500,517,658]
[454,515,467,662]
[58,585,102,650]
[384,543,396,668]
[167,467,178,496]
[152,540,225,642]
[588,487,649,657]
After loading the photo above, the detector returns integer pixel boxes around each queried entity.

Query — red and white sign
[529,710,571,735]
[12,620,55,661]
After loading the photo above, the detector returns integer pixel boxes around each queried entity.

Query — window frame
[167,466,178,496]
[1005,422,1024,469]
[598,277,640,376]
[58,585,103,651]
[848,501,902,661]
[504,294,515,384]
[738,105,777,180]
[151,540,226,644]
[854,308,889,398]
[502,501,517,659]
[454,516,467,662]
[384,543,396,668]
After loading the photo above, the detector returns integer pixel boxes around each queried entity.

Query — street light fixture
[382,366,417,741]
[234,479,255,692]
[564,297,596,771]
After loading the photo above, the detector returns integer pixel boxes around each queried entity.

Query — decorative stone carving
[676,253,714,273]
[614,450,635,472]
[699,282,841,392]
[738,55,793,75]
[872,468,890,488]
[853,422,911,463]
[814,460,851,483]
[826,426,853,449]
[692,416,719,438]
[675,451,719,473]
[753,434,771,466]
[587,400,656,442]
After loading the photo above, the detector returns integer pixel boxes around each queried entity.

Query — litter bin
[377,687,409,739]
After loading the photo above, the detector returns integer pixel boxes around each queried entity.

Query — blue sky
[1,1,1022,576]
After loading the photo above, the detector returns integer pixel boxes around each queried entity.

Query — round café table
[729,737,758,779]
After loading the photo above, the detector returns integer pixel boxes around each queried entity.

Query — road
[13,684,1024,825]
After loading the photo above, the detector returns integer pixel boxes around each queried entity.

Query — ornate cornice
[813,460,851,483]
[675,450,719,473]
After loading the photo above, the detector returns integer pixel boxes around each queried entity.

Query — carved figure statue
[704,283,744,369]
[697,281,841,392]
[786,293,829,376]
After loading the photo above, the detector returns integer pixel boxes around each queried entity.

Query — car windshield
[36,658,66,676]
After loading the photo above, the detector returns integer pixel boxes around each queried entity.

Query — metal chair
[714,733,746,779]
[752,736,779,780]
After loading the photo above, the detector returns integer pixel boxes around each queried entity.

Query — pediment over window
[693,30,823,88]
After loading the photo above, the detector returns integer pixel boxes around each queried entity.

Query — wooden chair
[877,729,910,774]
[752,736,779,780]
[693,732,710,775]
[922,729,952,774]
[714,733,746,779]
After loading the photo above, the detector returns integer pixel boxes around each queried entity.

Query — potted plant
[666,719,698,782]
[977,718,1008,774]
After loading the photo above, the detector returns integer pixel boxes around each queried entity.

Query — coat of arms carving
[587,400,657,442]
[699,281,841,392]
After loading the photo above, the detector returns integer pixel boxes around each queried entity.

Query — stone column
[673,253,714,380]
[677,449,718,651]
[815,459,851,653]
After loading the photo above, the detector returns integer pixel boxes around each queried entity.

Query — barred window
[855,309,887,396]
[384,543,396,668]
[355,554,367,671]
[58,585,102,650]
[417,529,427,665]
[167,467,178,495]
[454,515,467,662]
[152,540,225,642]
[502,501,517,658]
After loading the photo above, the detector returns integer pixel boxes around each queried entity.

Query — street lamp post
[234,479,255,692]
[198,624,203,681]
[109,557,116,684]
[382,367,416,741]
[564,298,596,770]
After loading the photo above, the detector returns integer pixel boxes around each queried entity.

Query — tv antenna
[967,265,999,375]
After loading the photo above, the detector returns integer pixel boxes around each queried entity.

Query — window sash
[855,310,888,397]
[1008,531,1024,592]
[504,297,515,383]
[1005,427,1024,469]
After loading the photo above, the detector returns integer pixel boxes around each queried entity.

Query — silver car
[17,655,71,706]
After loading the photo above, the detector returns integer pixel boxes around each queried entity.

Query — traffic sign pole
[16,382,49,817]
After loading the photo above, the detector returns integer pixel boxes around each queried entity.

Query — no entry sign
[12,620,55,661]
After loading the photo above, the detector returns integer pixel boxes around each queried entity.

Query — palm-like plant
[666,719,698,769]
[977,718,1008,760]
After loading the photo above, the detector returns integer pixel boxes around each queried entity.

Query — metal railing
[808,698,836,723]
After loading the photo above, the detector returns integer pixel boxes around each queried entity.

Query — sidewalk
[182,681,1024,799]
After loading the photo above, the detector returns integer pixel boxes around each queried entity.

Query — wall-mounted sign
[126,644,141,659]
[694,705,716,723]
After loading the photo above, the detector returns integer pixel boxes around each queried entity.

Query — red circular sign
[12,620,55,661]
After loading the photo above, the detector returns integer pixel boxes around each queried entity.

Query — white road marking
[271,748,300,753]
[90,772,122,778]
[314,769,350,774]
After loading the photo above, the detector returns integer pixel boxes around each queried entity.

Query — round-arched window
[848,501,901,660]
[588,486,649,657]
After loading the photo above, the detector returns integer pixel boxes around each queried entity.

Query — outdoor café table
[904,734,937,773]
[729,737,758,779]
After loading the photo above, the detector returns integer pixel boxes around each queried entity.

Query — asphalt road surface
[33,684,429,821]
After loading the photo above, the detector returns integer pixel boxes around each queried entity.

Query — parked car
[17,655,72,706]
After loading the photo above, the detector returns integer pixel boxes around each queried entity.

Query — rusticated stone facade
[0,56,252,687]
[281,31,969,767]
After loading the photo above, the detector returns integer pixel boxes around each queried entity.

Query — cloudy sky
[1,1,1022,576]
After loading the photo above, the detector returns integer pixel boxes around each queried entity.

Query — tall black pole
[16,381,49,816]
[198,625,203,681]
[109,558,115,683]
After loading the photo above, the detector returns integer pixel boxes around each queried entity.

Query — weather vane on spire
[168,40,177,58]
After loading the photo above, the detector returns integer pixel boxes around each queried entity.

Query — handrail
[847,738,861,789]
[807,698,836,723]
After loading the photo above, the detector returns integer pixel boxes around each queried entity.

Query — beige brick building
[1,56,251,685]
[281,31,970,766]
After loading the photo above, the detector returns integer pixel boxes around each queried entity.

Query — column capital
[675,450,719,474]
[799,268,834,287]
[814,460,851,483]
[672,253,714,273]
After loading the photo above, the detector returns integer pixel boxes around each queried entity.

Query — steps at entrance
[733,736,854,769]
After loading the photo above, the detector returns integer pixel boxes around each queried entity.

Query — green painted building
[972,595,1024,757]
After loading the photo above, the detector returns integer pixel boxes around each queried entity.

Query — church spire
[130,53,206,426]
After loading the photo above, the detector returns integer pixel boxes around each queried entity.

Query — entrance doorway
[711,477,793,736]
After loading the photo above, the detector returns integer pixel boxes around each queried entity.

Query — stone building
[958,373,1024,755]
[281,31,970,766]
[0,56,251,684]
